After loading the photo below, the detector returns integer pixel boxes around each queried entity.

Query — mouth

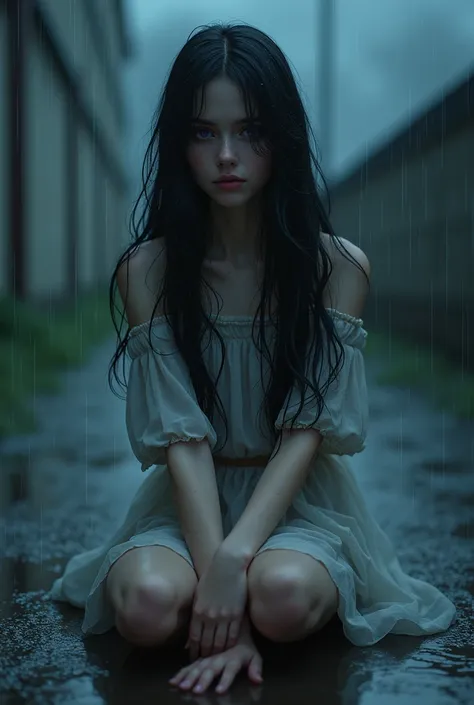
[214,177,246,183]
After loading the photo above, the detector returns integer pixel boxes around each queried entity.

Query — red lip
[214,176,246,183]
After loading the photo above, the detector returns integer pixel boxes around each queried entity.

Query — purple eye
[191,126,213,140]
[189,122,265,141]
[242,124,264,139]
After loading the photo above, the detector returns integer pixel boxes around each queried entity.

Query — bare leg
[106,545,197,647]
[248,549,339,643]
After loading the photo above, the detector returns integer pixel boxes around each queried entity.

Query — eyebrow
[191,117,260,126]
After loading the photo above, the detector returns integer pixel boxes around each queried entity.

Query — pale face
[186,76,272,208]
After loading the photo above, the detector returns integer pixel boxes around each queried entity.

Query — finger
[177,662,208,690]
[215,659,242,694]
[189,654,225,693]
[192,666,220,694]
[188,616,204,649]
[200,621,217,658]
[226,617,241,648]
[247,654,264,683]
[169,661,199,686]
[212,621,229,654]
[188,618,203,662]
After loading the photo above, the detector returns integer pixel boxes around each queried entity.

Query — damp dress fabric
[51,309,456,644]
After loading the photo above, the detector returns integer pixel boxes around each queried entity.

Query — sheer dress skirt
[51,454,456,644]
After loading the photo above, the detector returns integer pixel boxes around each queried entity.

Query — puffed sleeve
[275,309,368,455]
[125,319,218,471]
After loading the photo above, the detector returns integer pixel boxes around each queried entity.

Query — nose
[216,136,238,167]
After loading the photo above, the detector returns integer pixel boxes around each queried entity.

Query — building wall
[37,0,123,182]
[331,123,474,300]
[0,5,9,297]
[2,0,130,303]
[76,121,96,289]
[24,24,68,296]
[0,4,11,591]
[330,72,474,368]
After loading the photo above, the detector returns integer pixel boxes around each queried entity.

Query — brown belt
[213,455,270,467]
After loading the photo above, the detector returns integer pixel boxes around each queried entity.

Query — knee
[249,566,323,642]
[114,576,184,647]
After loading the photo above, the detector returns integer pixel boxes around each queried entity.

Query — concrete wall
[2,0,131,303]
[37,0,123,178]
[330,70,474,369]
[76,121,97,289]
[24,26,69,297]
[0,5,9,297]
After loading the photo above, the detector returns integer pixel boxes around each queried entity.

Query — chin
[216,199,251,209]
[210,192,254,207]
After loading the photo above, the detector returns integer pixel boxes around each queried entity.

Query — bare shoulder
[116,239,166,328]
[320,232,370,318]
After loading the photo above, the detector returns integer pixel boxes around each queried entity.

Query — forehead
[194,76,257,122]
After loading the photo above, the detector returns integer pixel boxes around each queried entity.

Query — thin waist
[213,455,270,468]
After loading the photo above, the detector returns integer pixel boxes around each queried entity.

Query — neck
[206,198,263,266]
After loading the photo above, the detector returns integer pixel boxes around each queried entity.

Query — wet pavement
[0,339,473,705]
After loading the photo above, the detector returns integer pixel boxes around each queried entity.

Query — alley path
[0,338,473,705]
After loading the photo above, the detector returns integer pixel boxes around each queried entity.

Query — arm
[223,239,370,563]
[222,429,322,561]
[116,243,225,578]
[166,440,224,577]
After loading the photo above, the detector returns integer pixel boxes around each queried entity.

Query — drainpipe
[319,0,335,179]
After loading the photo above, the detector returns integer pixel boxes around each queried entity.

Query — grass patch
[365,331,474,419]
[0,291,115,438]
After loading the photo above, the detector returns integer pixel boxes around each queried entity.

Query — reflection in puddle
[341,635,474,705]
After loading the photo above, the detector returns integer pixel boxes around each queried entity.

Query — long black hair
[108,22,367,448]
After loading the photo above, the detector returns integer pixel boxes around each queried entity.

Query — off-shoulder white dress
[51,310,456,644]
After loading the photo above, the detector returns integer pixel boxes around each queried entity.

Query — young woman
[52,22,456,696]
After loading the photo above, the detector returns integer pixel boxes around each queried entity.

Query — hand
[170,622,263,694]
[187,545,249,660]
